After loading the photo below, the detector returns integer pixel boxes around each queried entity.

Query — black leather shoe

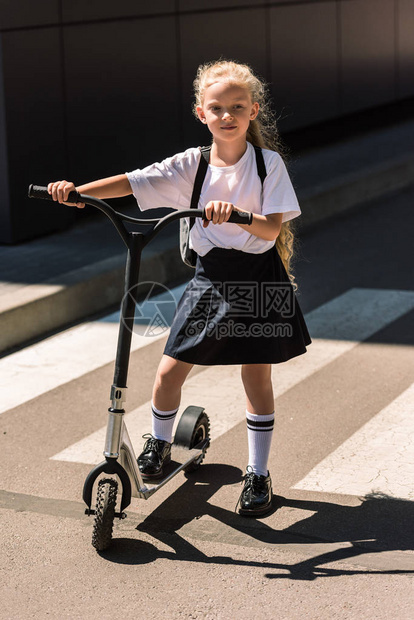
[137,434,172,479]
[237,467,273,517]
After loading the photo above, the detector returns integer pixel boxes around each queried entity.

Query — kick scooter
[28,184,252,551]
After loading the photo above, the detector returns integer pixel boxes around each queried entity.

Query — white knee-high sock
[246,410,275,477]
[151,401,178,443]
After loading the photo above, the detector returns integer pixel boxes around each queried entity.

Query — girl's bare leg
[152,354,194,411]
[241,363,274,414]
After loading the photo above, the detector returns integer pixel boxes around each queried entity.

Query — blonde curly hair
[193,59,297,290]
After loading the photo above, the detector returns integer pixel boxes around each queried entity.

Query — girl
[48,60,312,517]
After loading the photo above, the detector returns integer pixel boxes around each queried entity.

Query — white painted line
[293,382,414,501]
[301,287,414,341]
[51,365,244,464]
[4,286,413,417]
[0,283,187,414]
[265,287,414,396]
[51,288,414,464]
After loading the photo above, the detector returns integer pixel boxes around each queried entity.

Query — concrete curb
[1,149,413,354]
[297,152,414,229]
[0,236,192,353]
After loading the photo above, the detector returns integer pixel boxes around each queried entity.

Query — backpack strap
[253,145,266,186]
[189,146,211,230]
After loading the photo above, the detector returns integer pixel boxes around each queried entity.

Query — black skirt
[164,246,312,365]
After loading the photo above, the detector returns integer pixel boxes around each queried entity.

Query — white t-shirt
[126,141,301,256]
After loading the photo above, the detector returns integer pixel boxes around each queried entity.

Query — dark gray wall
[1,0,413,242]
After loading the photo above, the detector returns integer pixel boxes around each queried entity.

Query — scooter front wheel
[174,406,210,473]
[92,478,118,551]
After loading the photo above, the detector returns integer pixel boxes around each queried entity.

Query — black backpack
[179,145,267,268]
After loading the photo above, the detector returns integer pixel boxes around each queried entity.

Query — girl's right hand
[47,181,85,208]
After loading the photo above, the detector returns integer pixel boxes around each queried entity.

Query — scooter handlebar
[28,185,253,225]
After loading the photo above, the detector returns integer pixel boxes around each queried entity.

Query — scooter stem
[113,232,144,389]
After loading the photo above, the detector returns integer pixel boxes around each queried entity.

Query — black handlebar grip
[28,185,52,200]
[228,211,253,225]
[201,208,253,225]
[28,184,81,204]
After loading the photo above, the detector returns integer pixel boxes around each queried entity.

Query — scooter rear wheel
[92,478,118,551]
[174,406,210,473]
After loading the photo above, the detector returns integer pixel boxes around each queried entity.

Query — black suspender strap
[253,145,267,186]
[189,146,211,230]
[190,146,210,209]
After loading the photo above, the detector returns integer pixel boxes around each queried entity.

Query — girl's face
[196,80,259,145]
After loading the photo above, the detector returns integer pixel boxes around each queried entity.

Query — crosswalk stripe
[50,287,414,465]
[0,283,187,415]
[293,382,414,501]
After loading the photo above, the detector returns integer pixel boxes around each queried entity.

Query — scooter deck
[138,444,206,499]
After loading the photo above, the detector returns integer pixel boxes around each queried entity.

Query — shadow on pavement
[100,464,414,580]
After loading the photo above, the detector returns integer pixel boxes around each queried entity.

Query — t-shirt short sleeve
[261,151,301,223]
[125,148,199,211]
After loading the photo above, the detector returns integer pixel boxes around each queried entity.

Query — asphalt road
[1,186,414,620]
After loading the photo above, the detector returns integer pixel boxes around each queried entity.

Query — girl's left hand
[203,200,234,227]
